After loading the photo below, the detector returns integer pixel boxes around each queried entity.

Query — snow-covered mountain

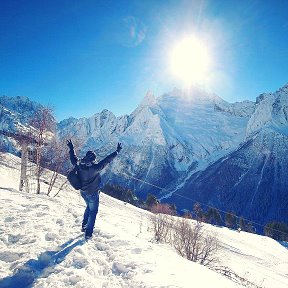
[246,84,288,137]
[0,95,56,155]
[166,84,288,227]
[0,96,45,153]
[1,84,287,227]
[0,152,287,288]
[56,86,255,198]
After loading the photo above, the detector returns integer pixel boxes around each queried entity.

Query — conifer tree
[238,217,246,231]
[225,211,237,229]
[146,193,159,209]
[206,208,222,226]
[193,202,204,222]
[264,222,288,241]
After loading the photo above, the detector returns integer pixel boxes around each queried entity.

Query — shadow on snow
[0,235,85,288]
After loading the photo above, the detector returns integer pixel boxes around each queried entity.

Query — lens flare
[169,36,211,86]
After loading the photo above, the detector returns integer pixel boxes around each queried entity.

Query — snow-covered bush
[150,209,220,267]
[150,204,174,243]
[171,218,220,267]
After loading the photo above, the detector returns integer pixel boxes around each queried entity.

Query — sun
[169,36,211,86]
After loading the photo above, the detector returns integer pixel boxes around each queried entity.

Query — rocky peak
[246,84,288,137]
[276,82,288,94]
[138,91,157,108]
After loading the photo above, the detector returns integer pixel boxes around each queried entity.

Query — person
[67,139,122,240]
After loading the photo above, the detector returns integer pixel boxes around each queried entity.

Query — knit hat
[85,150,96,162]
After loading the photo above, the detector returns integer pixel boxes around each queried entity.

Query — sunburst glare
[169,36,211,87]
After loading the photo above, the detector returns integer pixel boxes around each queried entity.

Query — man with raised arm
[67,139,122,240]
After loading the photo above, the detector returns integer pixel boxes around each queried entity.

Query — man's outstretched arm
[67,139,78,166]
[96,143,122,170]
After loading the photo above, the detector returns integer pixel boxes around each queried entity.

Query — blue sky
[1,0,288,121]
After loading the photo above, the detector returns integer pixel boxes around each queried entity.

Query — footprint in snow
[45,232,57,241]
[112,262,130,275]
[19,236,37,245]
[131,248,142,254]
[56,219,64,226]
[4,216,15,223]
[36,212,47,217]
[109,239,129,247]
[8,234,21,244]
[97,231,114,239]
[72,255,89,269]
[68,275,82,285]
[95,242,110,251]
[67,208,78,218]
[0,251,23,263]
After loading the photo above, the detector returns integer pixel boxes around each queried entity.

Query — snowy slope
[0,153,287,288]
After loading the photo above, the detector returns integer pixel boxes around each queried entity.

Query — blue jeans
[80,191,99,237]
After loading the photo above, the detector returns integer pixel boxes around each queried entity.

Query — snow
[157,89,251,162]
[0,153,288,288]
[246,85,288,138]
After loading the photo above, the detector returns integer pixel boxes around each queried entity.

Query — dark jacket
[69,148,118,193]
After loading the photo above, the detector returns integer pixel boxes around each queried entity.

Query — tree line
[101,186,288,242]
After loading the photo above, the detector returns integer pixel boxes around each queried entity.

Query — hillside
[0,152,287,288]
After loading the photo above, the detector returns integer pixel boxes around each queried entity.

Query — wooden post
[0,129,45,194]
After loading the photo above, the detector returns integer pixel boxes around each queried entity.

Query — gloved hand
[67,139,74,150]
[116,142,122,153]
